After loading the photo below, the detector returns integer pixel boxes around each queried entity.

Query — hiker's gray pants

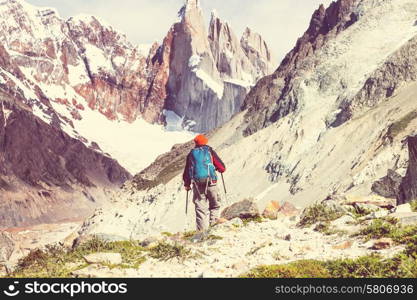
[193,182,221,231]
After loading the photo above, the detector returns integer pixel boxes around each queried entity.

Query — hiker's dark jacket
[183,145,226,187]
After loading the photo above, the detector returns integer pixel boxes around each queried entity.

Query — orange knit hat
[194,134,208,146]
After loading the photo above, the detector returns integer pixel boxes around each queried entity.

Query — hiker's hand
[184,186,191,191]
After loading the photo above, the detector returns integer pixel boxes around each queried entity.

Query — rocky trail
[6,197,417,278]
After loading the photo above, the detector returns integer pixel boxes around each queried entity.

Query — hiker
[183,134,226,231]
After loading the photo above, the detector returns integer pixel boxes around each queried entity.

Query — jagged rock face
[372,170,403,199]
[0,232,14,263]
[242,0,360,135]
[240,27,274,76]
[0,0,274,134]
[208,15,274,82]
[0,99,131,227]
[165,0,275,132]
[0,0,168,124]
[398,136,417,205]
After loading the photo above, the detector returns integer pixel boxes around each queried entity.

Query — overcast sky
[27,0,333,64]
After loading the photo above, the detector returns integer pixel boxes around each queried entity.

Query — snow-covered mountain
[78,0,417,240]
[0,0,274,132]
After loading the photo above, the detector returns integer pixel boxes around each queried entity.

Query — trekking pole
[186,189,189,215]
[221,173,227,194]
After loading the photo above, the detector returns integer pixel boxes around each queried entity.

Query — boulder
[360,210,390,221]
[83,253,122,265]
[397,136,417,205]
[277,202,300,217]
[321,199,348,214]
[371,169,403,199]
[221,199,260,220]
[140,236,162,248]
[61,231,79,249]
[262,201,281,220]
[389,212,417,226]
[332,215,355,227]
[342,195,395,209]
[214,218,228,225]
[371,238,393,250]
[332,241,353,250]
[0,232,15,263]
[393,203,412,213]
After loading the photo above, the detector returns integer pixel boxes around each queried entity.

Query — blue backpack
[190,146,217,182]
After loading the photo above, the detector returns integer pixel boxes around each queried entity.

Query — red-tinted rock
[278,202,300,217]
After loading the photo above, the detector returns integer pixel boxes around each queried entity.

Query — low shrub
[148,242,192,261]
[241,260,330,278]
[298,203,344,227]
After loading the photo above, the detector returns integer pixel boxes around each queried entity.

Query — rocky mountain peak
[164,1,276,132]
[240,27,274,75]
[178,0,203,24]
[243,0,362,136]
[277,0,360,76]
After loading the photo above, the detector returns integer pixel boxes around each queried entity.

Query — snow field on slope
[77,107,194,175]
[49,98,193,174]
[195,69,224,99]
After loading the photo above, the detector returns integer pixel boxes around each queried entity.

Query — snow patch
[112,56,126,68]
[67,63,90,85]
[72,107,193,174]
[195,69,224,99]
[83,44,113,74]
[0,69,37,100]
[188,55,202,69]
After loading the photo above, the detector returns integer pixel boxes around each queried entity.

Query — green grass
[241,253,417,278]
[206,235,223,241]
[298,203,344,227]
[403,236,417,258]
[324,254,417,278]
[161,232,174,237]
[353,217,398,241]
[10,237,147,278]
[387,111,417,140]
[313,222,347,236]
[347,205,376,219]
[241,260,330,278]
[148,241,193,261]
[242,216,264,226]
[353,217,417,243]
[182,230,198,240]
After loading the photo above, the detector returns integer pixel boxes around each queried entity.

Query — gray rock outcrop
[398,136,417,205]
